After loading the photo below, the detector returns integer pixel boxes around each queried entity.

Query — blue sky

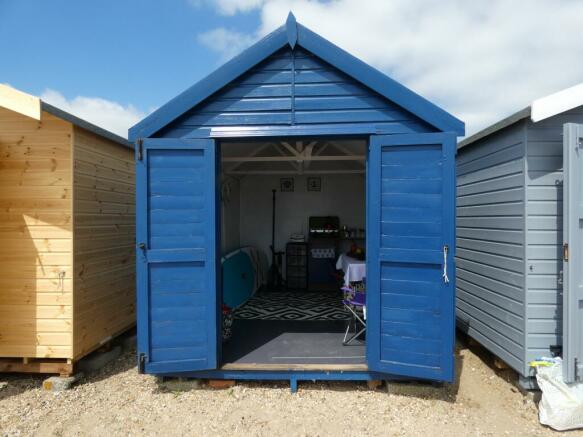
[0,0,258,111]
[2,0,583,137]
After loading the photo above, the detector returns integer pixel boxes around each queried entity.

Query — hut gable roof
[129,13,464,141]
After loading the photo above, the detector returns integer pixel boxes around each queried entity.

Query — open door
[136,138,218,374]
[562,123,583,383]
[367,133,456,382]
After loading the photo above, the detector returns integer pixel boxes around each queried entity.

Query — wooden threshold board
[221,363,368,371]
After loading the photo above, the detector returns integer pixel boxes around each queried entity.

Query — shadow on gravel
[0,374,46,402]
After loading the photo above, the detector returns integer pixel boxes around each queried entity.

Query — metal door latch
[563,243,569,262]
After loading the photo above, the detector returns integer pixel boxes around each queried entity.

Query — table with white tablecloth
[336,254,366,286]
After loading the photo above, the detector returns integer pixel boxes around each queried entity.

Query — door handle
[442,245,450,284]
[138,242,146,251]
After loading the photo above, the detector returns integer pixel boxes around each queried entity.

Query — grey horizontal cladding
[458,159,523,187]
[457,143,523,176]
[456,238,522,258]
[457,228,523,245]
[457,172,523,197]
[456,268,523,309]
[456,119,527,376]
[457,216,522,230]
[524,114,570,374]
[457,305,524,372]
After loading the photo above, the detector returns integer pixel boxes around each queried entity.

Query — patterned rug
[233,291,349,321]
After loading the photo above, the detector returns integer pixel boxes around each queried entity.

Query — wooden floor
[222,319,367,370]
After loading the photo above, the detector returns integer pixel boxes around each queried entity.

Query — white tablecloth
[336,254,366,286]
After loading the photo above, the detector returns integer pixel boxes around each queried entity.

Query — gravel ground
[0,338,579,436]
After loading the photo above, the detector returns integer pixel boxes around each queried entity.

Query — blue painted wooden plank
[381,306,438,323]
[381,206,442,220]
[381,293,440,311]
[204,121,429,139]
[150,209,205,224]
[380,348,442,368]
[151,332,207,349]
[238,71,293,85]
[150,224,206,239]
[149,236,205,250]
[149,278,205,294]
[151,320,206,337]
[380,278,442,295]
[381,178,442,194]
[380,261,441,280]
[293,82,372,97]
[219,84,292,99]
[149,149,204,166]
[381,221,442,236]
[146,359,208,374]
[381,193,442,209]
[381,163,442,179]
[150,182,206,196]
[149,196,204,210]
[294,109,408,124]
[149,261,205,281]
[381,320,441,339]
[379,248,442,264]
[381,147,442,165]
[180,112,292,127]
[150,346,208,362]
[149,168,206,181]
[382,334,442,355]
[381,235,442,250]
[147,249,206,263]
[197,98,292,113]
[151,306,208,322]
[294,95,388,111]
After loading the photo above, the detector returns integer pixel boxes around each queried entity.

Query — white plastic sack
[536,360,583,431]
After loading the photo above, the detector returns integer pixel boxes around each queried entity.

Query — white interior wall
[220,176,241,254]
[236,174,365,279]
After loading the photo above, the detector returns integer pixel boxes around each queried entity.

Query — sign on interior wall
[280,177,294,192]
[307,177,321,192]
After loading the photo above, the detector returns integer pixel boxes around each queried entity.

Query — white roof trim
[531,82,583,122]
[0,84,41,120]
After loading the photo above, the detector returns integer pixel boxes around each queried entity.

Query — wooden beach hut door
[562,123,583,383]
[366,133,456,382]
[136,138,218,374]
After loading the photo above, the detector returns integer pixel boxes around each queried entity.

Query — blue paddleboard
[222,250,255,309]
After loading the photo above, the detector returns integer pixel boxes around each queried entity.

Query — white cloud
[197,0,583,135]
[190,0,266,15]
[198,27,258,61]
[40,89,147,138]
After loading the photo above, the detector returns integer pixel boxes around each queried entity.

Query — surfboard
[222,249,255,309]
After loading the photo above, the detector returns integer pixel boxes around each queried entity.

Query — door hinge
[137,139,144,161]
[563,243,569,262]
[576,358,583,382]
[138,353,147,374]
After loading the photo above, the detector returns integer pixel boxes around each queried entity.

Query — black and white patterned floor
[233,290,349,321]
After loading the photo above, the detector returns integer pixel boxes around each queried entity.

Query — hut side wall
[0,108,74,359]
[456,121,527,373]
[72,126,135,359]
[524,107,583,373]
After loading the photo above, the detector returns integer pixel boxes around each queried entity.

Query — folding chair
[342,287,366,345]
